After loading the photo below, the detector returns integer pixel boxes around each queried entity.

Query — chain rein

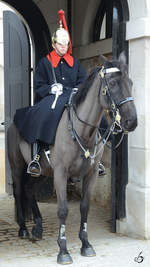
[67,92,116,163]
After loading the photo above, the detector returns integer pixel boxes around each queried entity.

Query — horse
[7,52,137,265]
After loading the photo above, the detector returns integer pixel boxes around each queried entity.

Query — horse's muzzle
[122,116,138,132]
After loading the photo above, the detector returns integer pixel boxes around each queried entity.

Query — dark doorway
[3,10,31,193]
[94,0,129,232]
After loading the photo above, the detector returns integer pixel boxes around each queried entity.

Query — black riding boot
[27,142,41,177]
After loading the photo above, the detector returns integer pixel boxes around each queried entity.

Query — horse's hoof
[18,229,30,239]
[57,252,73,265]
[30,235,42,241]
[81,246,96,257]
[31,226,43,241]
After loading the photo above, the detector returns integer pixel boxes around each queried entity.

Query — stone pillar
[117,14,150,238]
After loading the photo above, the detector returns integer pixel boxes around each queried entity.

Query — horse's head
[99,52,137,132]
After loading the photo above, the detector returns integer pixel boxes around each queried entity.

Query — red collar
[47,50,74,68]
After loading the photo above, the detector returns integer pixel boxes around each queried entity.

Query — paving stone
[0,195,150,266]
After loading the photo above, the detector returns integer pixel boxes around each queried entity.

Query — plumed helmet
[52,10,72,54]
[52,23,69,46]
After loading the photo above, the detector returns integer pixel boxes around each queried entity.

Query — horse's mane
[73,58,128,106]
[73,66,101,106]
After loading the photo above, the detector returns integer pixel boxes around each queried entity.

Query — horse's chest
[68,156,89,177]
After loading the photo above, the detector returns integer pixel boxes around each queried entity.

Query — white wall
[116,0,150,239]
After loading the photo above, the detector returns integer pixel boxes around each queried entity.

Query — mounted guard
[14,10,86,177]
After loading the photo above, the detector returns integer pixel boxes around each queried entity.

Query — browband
[99,66,120,78]
[105,67,120,73]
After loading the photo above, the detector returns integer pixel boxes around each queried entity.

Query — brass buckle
[115,110,121,124]
[99,66,105,78]
[34,154,40,161]
[102,86,108,96]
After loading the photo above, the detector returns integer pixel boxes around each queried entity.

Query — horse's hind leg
[79,172,97,257]
[31,198,43,240]
[7,124,30,238]
[12,170,30,239]
[24,178,43,241]
[54,168,73,265]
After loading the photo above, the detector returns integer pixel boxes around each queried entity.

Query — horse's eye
[110,80,116,87]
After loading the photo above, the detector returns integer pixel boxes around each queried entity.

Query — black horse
[7,52,137,264]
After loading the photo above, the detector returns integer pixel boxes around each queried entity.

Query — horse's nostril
[124,118,137,131]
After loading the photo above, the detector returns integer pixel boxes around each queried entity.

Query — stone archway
[2,0,51,65]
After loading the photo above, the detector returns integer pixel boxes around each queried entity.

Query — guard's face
[53,42,69,56]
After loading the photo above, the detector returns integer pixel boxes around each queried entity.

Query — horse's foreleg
[79,172,97,257]
[54,169,73,265]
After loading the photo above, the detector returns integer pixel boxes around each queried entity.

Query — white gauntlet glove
[50,83,63,94]
[50,83,63,109]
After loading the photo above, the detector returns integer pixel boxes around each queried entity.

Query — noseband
[117,97,134,107]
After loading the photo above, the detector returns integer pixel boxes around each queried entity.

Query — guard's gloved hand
[50,83,63,109]
[49,83,63,95]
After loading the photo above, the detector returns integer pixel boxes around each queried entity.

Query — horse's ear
[118,51,126,65]
[100,54,108,65]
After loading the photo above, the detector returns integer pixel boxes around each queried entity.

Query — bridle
[99,65,134,124]
[67,65,134,163]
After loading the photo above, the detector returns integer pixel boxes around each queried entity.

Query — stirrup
[27,160,41,177]
[27,154,41,177]
[98,163,106,177]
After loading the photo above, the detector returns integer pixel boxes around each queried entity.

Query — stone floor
[0,194,150,267]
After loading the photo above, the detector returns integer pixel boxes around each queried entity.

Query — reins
[67,65,134,164]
